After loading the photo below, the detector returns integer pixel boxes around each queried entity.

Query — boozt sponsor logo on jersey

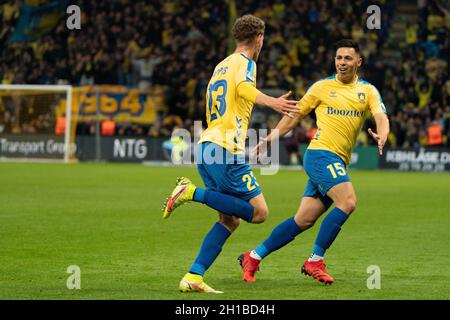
[326,107,364,117]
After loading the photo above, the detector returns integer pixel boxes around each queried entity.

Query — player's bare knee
[252,206,269,224]
[219,215,241,232]
[341,196,357,214]
[294,214,315,230]
[300,218,316,230]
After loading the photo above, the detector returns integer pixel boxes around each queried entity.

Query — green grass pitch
[0,162,449,300]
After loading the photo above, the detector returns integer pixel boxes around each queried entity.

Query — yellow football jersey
[298,75,386,164]
[198,52,257,154]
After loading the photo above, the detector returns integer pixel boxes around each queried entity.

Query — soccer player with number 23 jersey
[162,15,299,293]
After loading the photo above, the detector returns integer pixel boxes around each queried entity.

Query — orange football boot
[301,260,334,285]
[238,252,260,282]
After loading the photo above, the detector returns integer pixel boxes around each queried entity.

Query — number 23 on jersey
[208,80,227,121]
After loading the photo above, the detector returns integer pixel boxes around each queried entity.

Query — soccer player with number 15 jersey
[240,39,390,285]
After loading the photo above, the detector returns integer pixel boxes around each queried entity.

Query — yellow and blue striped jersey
[198,52,257,154]
[298,75,386,164]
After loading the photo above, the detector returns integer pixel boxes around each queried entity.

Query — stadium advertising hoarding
[75,136,167,162]
[0,134,75,159]
[76,135,285,165]
[0,135,166,162]
[7,133,448,172]
[349,145,379,169]
[380,148,450,172]
[75,138,383,167]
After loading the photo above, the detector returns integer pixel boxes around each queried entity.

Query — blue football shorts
[303,149,351,208]
[196,142,262,202]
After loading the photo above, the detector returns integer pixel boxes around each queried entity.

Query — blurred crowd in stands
[385,0,450,149]
[0,0,449,154]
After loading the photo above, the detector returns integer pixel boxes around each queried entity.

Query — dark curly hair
[232,14,265,45]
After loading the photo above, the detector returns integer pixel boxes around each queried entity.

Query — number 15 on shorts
[326,162,346,179]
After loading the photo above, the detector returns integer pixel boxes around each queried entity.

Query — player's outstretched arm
[236,82,299,118]
[258,91,317,145]
[252,113,304,156]
[255,90,300,118]
[268,114,303,142]
[368,113,390,155]
[252,92,318,156]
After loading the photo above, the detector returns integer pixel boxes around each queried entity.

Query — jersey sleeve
[237,81,260,103]
[368,85,387,116]
[235,56,257,87]
[298,81,322,116]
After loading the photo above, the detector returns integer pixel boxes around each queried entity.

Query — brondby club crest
[357,92,366,103]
